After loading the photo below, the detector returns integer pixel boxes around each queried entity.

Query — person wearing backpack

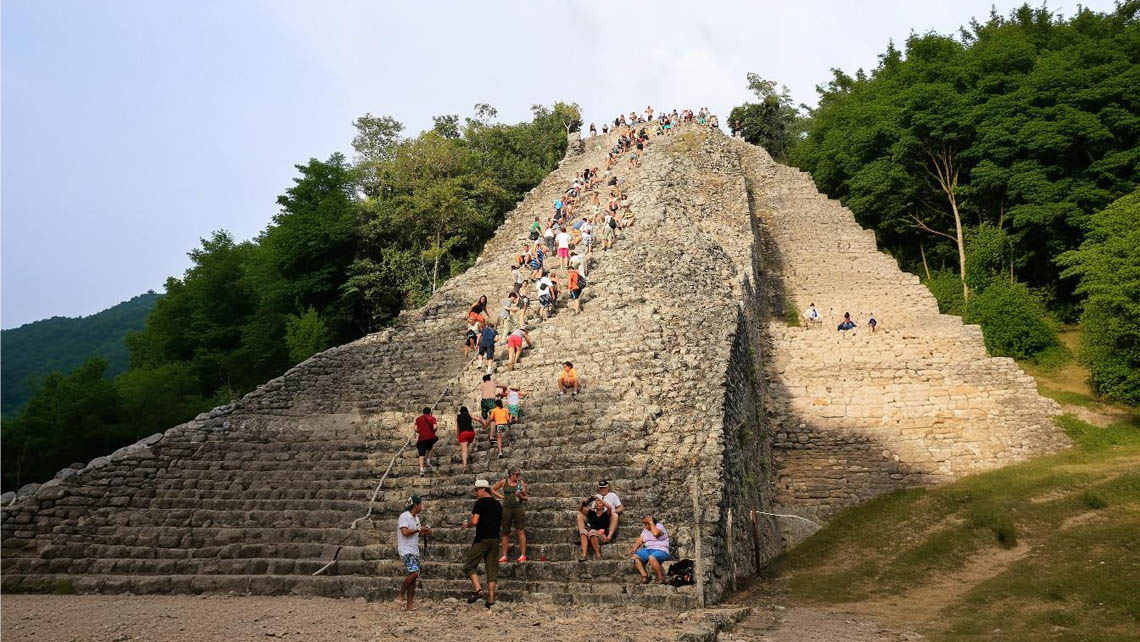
[629,515,670,584]
[568,268,585,314]
[601,212,617,251]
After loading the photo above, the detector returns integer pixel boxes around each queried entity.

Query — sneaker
[559,391,565,396]
[485,601,495,609]
[517,555,527,562]
[498,556,508,563]
[497,452,503,459]
[571,391,578,396]
[466,590,482,604]
[419,469,425,477]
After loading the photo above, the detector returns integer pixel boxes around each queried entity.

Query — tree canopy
[787,3,1139,317]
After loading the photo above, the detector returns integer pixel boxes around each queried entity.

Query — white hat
[474,479,492,489]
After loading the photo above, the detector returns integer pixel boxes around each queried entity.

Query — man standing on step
[462,479,502,608]
[479,374,501,422]
[395,495,430,611]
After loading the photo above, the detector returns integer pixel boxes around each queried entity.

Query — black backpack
[608,216,617,229]
[666,559,695,587]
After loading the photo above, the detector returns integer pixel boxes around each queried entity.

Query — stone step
[0,573,699,608]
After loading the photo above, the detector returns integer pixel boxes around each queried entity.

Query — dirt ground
[0,594,729,642]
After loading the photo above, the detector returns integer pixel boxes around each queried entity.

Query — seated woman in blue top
[629,515,670,584]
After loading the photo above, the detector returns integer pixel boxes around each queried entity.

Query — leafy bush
[964,280,1057,359]
[1058,190,1140,406]
[924,269,965,315]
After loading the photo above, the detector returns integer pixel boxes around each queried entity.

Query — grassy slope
[772,331,1140,641]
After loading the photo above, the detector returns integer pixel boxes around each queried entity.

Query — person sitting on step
[803,303,822,328]
[577,495,616,561]
[629,515,670,584]
[837,312,856,332]
[558,361,580,396]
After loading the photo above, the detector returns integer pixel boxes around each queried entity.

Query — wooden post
[750,507,762,576]
[691,477,705,607]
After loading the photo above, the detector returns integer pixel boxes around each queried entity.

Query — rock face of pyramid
[1,125,1065,605]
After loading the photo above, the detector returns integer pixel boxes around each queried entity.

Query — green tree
[1,357,120,490]
[728,73,803,161]
[1058,190,1140,404]
[284,306,333,362]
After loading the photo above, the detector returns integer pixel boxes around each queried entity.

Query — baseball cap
[474,479,492,489]
[407,494,422,508]
[597,480,610,489]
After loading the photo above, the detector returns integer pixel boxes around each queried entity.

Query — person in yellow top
[481,399,512,459]
[558,361,580,396]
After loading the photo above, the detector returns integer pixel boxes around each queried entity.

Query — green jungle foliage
[1,292,159,415]
[1059,189,1140,405]
[1,102,579,491]
[728,73,805,162]
[786,3,1139,320]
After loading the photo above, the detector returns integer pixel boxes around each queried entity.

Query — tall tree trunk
[926,144,969,302]
[920,240,932,281]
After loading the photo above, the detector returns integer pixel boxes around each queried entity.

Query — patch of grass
[1038,387,1100,407]
[774,413,1140,641]
[51,579,76,595]
[784,299,801,327]
[1080,490,1108,509]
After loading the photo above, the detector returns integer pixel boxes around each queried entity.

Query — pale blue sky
[1,0,1116,328]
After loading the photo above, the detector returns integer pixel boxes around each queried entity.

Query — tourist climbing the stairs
[456,406,476,472]
[468,295,489,329]
[493,468,529,563]
[477,321,498,370]
[413,407,439,477]
[480,399,511,459]
[479,374,501,420]
[463,317,480,357]
[462,479,501,608]
[556,225,573,269]
[568,268,585,314]
[505,327,532,370]
[505,385,526,422]
[395,495,430,611]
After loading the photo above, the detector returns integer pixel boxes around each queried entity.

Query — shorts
[539,294,553,308]
[507,334,523,349]
[465,331,477,346]
[570,288,582,300]
[480,398,497,419]
[558,247,569,259]
[415,437,438,456]
[501,500,527,533]
[529,260,542,271]
[457,430,476,444]
[603,227,615,240]
[507,403,519,419]
[462,538,499,583]
[478,343,494,359]
[582,236,592,246]
[634,549,670,564]
[402,553,421,574]
[492,422,509,434]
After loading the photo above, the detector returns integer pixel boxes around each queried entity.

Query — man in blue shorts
[396,495,430,611]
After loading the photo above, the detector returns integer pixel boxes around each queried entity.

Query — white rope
[756,513,820,526]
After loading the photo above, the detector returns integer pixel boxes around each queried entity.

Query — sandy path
[1,594,702,642]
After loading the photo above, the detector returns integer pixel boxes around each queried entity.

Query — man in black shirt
[462,479,503,607]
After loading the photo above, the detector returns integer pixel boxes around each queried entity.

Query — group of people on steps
[395,110,705,611]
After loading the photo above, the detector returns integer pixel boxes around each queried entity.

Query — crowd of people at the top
[396,109,714,611]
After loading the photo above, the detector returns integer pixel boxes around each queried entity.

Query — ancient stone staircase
[1,124,1068,604]
[732,144,1067,532]
[2,125,728,608]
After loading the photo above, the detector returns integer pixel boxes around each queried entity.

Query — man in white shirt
[597,480,623,518]
[395,495,431,611]
[555,227,573,269]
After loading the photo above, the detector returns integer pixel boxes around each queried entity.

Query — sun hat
[474,479,492,489]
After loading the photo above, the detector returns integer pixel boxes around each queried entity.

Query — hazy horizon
[1,0,1117,329]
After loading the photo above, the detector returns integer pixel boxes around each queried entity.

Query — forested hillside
[0,102,579,491]
[734,3,1138,403]
[1,292,159,414]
